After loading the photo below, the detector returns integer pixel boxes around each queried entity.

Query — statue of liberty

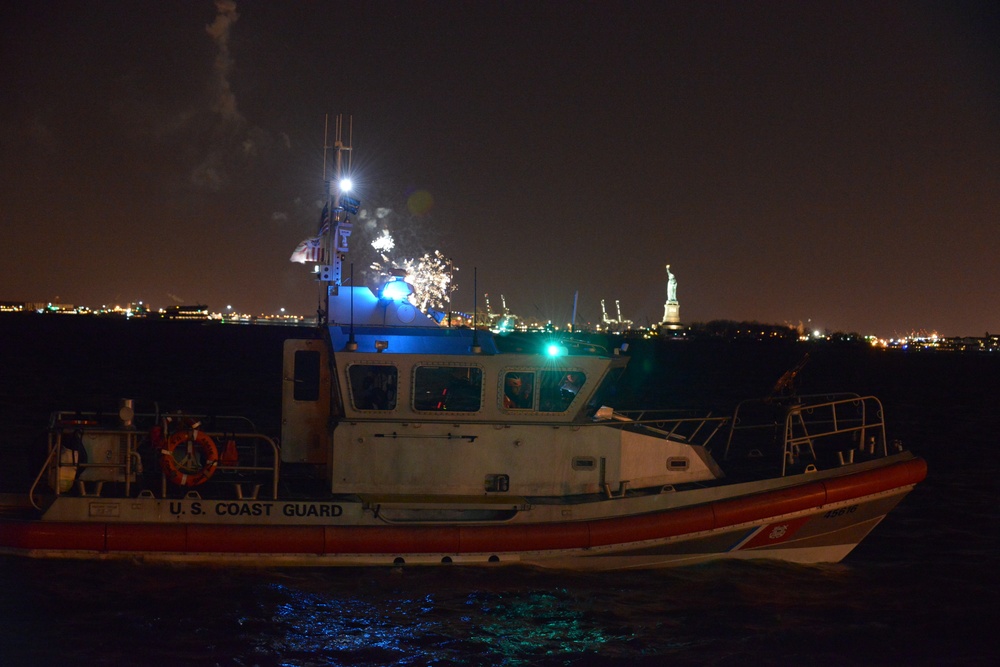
[662,264,681,327]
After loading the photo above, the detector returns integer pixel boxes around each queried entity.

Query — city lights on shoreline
[1,300,997,351]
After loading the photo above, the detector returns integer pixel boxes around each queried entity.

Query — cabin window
[293,350,321,401]
[413,365,483,412]
[348,364,398,411]
[539,371,587,412]
[502,371,535,410]
[586,367,624,417]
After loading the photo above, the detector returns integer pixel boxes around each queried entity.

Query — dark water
[1,316,997,665]
[1,462,994,666]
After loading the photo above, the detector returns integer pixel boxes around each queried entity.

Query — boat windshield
[586,367,625,417]
[539,371,586,412]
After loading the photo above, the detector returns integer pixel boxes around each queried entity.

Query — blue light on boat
[379,277,414,302]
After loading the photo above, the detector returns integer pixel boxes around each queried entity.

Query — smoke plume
[205,0,242,123]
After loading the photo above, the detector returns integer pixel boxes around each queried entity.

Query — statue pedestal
[662,301,681,330]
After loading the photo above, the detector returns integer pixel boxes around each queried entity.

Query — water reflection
[265,584,440,662]
[250,578,621,665]
[465,589,617,663]
[1,509,995,667]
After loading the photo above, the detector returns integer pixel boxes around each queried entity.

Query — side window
[414,366,483,412]
[348,364,397,411]
[539,371,586,412]
[293,350,321,401]
[503,371,535,410]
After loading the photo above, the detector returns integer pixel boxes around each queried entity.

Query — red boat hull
[0,457,926,569]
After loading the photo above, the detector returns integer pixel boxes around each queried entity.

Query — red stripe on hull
[188,525,326,554]
[460,522,591,553]
[714,482,828,526]
[107,524,187,552]
[326,525,460,554]
[588,504,715,547]
[823,457,927,504]
[0,458,927,558]
[0,521,106,551]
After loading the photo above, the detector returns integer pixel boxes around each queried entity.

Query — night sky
[2,1,998,336]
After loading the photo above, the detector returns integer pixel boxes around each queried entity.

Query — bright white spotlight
[339,178,353,193]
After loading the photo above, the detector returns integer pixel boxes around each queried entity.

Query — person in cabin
[503,374,532,409]
[559,373,582,397]
[361,376,389,410]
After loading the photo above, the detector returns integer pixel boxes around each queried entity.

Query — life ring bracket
[160,429,219,487]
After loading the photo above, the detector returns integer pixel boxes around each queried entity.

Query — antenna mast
[318,114,357,322]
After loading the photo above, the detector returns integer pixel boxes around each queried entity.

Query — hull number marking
[823,505,858,519]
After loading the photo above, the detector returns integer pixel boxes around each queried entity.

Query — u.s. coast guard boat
[0,135,925,570]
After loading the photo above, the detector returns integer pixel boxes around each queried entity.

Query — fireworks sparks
[397,251,457,313]
[368,231,457,313]
[371,229,395,254]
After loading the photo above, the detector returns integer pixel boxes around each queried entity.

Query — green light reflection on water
[465,589,619,663]
[257,581,626,665]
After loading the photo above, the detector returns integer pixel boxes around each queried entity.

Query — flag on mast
[318,203,331,236]
[289,237,324,263]
[290,203,331,263]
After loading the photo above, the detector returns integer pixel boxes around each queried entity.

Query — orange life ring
[160,429,219,486]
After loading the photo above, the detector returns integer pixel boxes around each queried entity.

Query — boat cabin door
[281,339,331,464]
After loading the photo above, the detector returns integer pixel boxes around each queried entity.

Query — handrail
[779,395,887,476]
[594,410,730,449]
[715,394,888,476]
[159,431,281,499]
[27,441,60,511]
[33,425,281,505]
[49,410,260,433]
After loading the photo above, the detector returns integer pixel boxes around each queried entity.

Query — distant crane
[600,299,633,332]
[485,293,518,332]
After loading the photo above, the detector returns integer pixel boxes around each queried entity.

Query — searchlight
[379,275,414,302]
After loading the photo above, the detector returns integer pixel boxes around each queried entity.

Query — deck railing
[596,408,731,450]
[30,411,281,509]
[721,393,890,476]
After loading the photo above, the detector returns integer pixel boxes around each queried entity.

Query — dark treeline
[686,319,800,340]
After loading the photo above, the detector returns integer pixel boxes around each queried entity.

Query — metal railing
[30,427,141,509]
[30,410,281,509]
[157,431,281,500]
[720,393,889,476]
[595,408,730,450]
